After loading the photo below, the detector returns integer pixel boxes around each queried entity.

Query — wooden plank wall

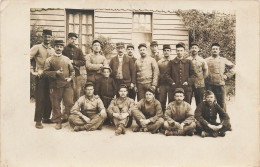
[153,12,189,58]
[30,8,66,41]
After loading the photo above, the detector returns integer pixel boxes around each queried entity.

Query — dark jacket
[62,44,85,77]
[109,54,136,85]
[95,76,117,98]
[195,101,230,128]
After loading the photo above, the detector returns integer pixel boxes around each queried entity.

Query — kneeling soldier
[107,84,137,136]
[164,88,196,136]
[132,86,164,133]
[69,82,107,132]
[195,90,231,137]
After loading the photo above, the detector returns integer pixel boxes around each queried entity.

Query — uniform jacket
[62,44,86,77]
[95,76,117,98]
[151,51,162,62]
[44,54,75,88]
[205,56,235,86]
[107,97,137,119]
[157,57,172,85]
[136,98,163,123]
[165,101,195,125]
[30,43,55,71]
[70,95,105,118]
[187,55,208,88]
[109,54,136,85]
[195,101,230,128]
[135,56,159,86]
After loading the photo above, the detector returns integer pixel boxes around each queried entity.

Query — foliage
[176,9,236,94]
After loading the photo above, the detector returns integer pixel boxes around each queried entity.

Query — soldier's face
[54,45,64,54]
[127,47,134,56]
[191,45,199,55]
[92,43,101,53]
[116,47,125,56]
[206,94,215,105]
[176,47,185,58]
[85,86,94,96]
[211,46,220,57]
[68,37,77,46]
[163,49,171,58]
[139,47,147,57]
[43,34,52,44]
[145,92,154,102]
[174,93,185,103]
[119,88,128,98]
[102,69,110,78]
[151,45,158,53]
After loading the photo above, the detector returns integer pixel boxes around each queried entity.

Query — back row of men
[30,29,235,137]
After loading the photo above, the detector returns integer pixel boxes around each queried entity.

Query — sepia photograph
[1,0,259,167]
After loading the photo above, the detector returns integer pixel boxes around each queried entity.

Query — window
[66,10,94,54]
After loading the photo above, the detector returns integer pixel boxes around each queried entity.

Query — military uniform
[69,95,107,131]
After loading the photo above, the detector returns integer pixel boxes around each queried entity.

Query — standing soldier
[150,41,162,62]
[205,43,235,111]
[69,82,107,132]
[107,84,137,136]
[157,44,172,111]
[85,40,108,84]
[109,42,136,98]
[126,43,137,100]
[165,42,192,104]
[44,40,75,130]
[132,86,164,133]
[187,42,208,105]
[30,29,55,129]
[62,32,86,102]
[135,43,159,101]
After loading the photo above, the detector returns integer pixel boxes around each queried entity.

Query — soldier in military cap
[85,39,108,84]
[132,86,164,133]
[164,88,196,136]
[109,42,136,99]
[44,40,75,130]
[135,43,159,101]
[62,32,86,102]
[165,42,192,104]
[107,84,137,135]
[150,41,162,62]
[30,29,55,129]
[69,82,107,132]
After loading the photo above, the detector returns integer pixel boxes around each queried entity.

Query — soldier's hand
[82,116,90,123]
[99,64,103,69]
[130,83,135,89]
[223,74,228,80]
[151,86,156,90]
[183,82,188,85]
[113,113,120,118]
[100,110,107,118]
[157,87,160,93]
[140,119,146,127]
[56,69,63,75]
[175,122,182,129]
[70,60,74,64]
[121,113,129,119]
[65,78,72,82]
[208,124,218,131]
[31,71,38,76]
[37,70,43,77]
[134,86,138,92]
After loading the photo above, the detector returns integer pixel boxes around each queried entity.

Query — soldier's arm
[202,59,209,78]
[97,98,106,113]
[73,49,86,66]
[107,99,119,118]
[216,103,231,128]
[129,58,136,84]
[43,58,57,79]
[165,61,175,85]
[70,97,85,118]
[85,54,102,70]
[151,59,159,87]
[182,104,195,125]
[164,105,175,124]
[148,101,163,123]
[194,103,209,127]
[68,60,75,79]
[224,58,235,78]
[30,45,39,72]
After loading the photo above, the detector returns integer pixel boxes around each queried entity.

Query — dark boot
[73,125,86,132]
[42,118,54,124]
[115,125,123,136]
[55,121,62,130]
[35,121,43,129]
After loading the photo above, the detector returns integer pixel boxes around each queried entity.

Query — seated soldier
[132,86,164,134]
[107,84,137,136]
[164,88,196,136]
[68,82,107,132]
[195,90,231,137]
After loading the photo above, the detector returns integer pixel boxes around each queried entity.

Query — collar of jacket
[173,57,187,63]
[41,43,52,49]
[54,53,62,57]
[67,43,76,48]
[85,95,95,102]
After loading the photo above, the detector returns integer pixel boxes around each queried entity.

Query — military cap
[119,84,128,90]
[101,65,112,73]
[138,43,147,49]
[54,40,64,46]
[146,86,155,94]
[127,43,135,49]
[116,42,125,48]
[85,82,94,88]
[42,29,52,36]
[150,41,158,46]
[211,43,220,48]
[176,42,185,49]
[92,40,102,46]
[163,44,171,50]
[68,32,78,38]
[205,90,215,97]
[190,42,199,47]
[174,88,185,95]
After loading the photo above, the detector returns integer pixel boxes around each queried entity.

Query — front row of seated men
[68,81,231,137]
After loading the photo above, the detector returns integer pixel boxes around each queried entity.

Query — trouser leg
[84,113,107,131]
[183,86,192,104]
[132,110,146,127]
[34,77,44,122]
[194,87,205,106]
[115,79,124,97]
[168,87,175,103]
[62,86,74,120]
[68,114,86,128]
[113,117,129,127]
[137,83,151,101]
[159,85,167,112]
[147,118,164,133]
[50,87,63,123]
[182,122,196,134]
[73,75,82,102]
[128,87,136,100]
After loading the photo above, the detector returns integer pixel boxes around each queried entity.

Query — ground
[1,97,259,167]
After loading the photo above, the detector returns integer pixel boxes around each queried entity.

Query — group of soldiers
[30,29,235,137]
